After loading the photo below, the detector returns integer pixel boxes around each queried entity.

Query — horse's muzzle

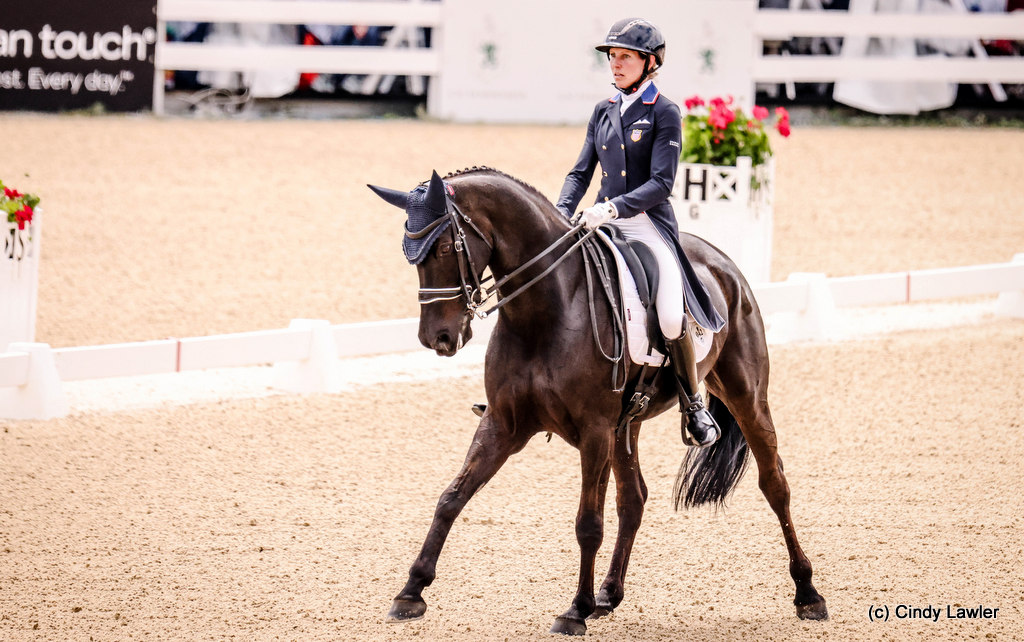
[421,313,473,357]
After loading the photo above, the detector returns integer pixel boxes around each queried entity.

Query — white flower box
[670,156,774,284]
[2,213,42,351]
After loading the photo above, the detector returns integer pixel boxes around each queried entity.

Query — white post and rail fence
[150,1,1024,120]
[3,255,1023,420]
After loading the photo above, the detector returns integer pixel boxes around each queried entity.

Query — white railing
[2,256,1022,419]
[752,8,1024,84]
[153,0,443,114]
[754,258,1024,314]
[149,3,1024,118]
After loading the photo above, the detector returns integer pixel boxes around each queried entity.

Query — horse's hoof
[550,615,587,636]
[796,597,829,621]
[587,605,613,620]
[386,597,427,622]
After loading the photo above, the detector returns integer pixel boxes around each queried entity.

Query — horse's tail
[672,394,750,510]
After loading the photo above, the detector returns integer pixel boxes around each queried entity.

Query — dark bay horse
[368,167,827,635]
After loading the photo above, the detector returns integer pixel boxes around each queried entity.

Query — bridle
[413,191,599,319]
[410,189,628,390]
[408,193,492,311]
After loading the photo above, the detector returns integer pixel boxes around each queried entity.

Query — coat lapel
[621,100,650,130]
[622,83,659,128]
[606,95,624,146]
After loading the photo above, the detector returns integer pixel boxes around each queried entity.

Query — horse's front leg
[550,431,613,636]
[591,420,647,618]
[388,414,530,622]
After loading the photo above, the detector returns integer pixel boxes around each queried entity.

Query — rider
[556,18,724,448]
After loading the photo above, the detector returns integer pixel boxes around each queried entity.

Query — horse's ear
[367,184,409,209]
[424,170,447,213]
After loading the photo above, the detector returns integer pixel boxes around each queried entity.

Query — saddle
[596,227,714,367]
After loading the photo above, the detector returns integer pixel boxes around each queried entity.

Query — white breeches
[609,213,685,340]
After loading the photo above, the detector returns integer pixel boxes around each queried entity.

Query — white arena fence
[152,0,442,114]
[151,1,1024,121]
[2,256,1023,420]
[753,8,1024,85]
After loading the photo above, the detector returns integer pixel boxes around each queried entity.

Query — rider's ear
[367,184,408,209]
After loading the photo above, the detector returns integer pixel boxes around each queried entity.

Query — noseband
[411,191,597,319]
[410,192,493,311]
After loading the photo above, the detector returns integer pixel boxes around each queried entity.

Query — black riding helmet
[596,18,666,68]
[598,17,667,94]
[596,18,666,94]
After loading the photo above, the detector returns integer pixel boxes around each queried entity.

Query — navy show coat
[556,82,682,237]
[556,82,724,332]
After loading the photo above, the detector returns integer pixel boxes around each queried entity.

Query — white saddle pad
[595,230,714,367]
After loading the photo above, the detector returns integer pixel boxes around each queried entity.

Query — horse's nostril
[436,332,452,347]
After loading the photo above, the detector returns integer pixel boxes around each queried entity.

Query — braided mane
[442,166,549,203]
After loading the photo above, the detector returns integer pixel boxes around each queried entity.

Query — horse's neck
[488,206,565,276]
[470,185,583,327]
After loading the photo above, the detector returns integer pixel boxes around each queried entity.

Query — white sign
[430,0,756,123]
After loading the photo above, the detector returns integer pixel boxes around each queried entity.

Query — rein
[417,194,591,319]
[413,193,626,389]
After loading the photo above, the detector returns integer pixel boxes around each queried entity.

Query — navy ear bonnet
[402,181,453,265]
[367,171,455,265]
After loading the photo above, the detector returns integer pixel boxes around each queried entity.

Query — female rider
[556,18,725,448]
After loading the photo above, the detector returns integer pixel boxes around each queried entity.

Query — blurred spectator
[166,22,211,90]
[334,25,385,94]
[298,24,384,94]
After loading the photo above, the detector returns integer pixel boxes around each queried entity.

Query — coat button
[620,144,625,150]
[602,145,607,150]
[604,197,609,202]
[620,170,627,176]
[602,171,608,177]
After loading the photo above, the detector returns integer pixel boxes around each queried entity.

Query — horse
[368,167,828,635]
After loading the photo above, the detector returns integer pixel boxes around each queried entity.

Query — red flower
[752,105,769,121]
[713,136,722,145]
[14,205,33,230]
[709,96,726,109]
[684,95,705,110]
[707,103,736,130]
[775,106,790,121]
[777,120,791,138]
[4,187,21,199]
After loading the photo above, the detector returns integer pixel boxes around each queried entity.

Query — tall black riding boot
[665,331,720,448]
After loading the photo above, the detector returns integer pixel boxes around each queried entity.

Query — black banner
[0,1,157,112]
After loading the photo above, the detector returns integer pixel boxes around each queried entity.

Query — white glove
[579,202,618,230]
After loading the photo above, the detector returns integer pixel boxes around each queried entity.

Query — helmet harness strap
[614,52,653,95]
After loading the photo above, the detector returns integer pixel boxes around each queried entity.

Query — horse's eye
[438,241,453,256]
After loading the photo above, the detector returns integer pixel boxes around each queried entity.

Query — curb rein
[410,192,628,391]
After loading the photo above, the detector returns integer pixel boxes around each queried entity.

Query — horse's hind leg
[387,414,530,622]
[591,421,648,618]
[709,329,828,621]
[751,425,828,619]
[721,381,828,620]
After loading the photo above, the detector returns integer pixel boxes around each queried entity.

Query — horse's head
[368,171,493,357]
